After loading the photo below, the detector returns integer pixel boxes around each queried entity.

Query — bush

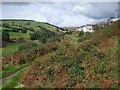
[65,79,75,87]
[18,42,38,50]
[85,32,91,36]
[65,31,73,35]
[30,31,41,40]
[47,35,61,43]
[93,24,99,31]
[2,31,10,42]
[78,31,84,36]
[3,23,10,28]
[69,65,84,77]
[21,29,27,33]
[3,28,11,32]
[29,27,34,32]
[26,23,30,25]
[30,31,56,43]
[11,27,20,32]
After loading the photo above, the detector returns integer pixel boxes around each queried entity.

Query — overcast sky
[1,2,118,27]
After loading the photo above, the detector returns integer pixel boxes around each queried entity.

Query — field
[2,42,26,56]
[8,32,30,39]
[1,19,119,88]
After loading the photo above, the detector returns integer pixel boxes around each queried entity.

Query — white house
[75,24,94,32]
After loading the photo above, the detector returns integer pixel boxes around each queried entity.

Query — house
[75,24,94,32]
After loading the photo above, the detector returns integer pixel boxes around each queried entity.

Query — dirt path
[0,67,28,83]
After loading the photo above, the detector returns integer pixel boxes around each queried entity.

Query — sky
[1,2,119,27]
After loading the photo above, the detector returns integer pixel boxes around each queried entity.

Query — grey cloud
[1,2,118,27]
[72,2,117,19]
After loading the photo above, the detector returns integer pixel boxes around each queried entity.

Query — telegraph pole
[118,1,120,18]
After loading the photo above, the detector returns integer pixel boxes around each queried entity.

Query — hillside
[1,20,119,88]
[0,19,65,56]
[15,21,120,88]
[1,19,65,33]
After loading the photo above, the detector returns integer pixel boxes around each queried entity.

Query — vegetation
[2,71,24,88]
[1,19,119,88]
[8,32,29,39]
[3,23,10,28]
[18,42,38,50]
[2,42,26,56]
[2,31,10,42]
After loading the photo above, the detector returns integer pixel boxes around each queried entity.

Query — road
[0,67,28,83]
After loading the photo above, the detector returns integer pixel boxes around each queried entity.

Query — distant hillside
[1,19,66,52]
[63,27,76,31]
[1,19,65,34]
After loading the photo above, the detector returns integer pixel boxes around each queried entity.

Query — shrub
[30,31,41,40]
[47,68,54,76]
[78,31,84,36]
[29,27,34,32]
[2,31,10,42]
[18,42,38,50]
[30,31,56,43]
[3,28,11,32]
[78,37,86,43]
[65,79,75,87]
[47,35,61,43]
[85,32,91,36]
[65,31,73,35]
[11,27,20,32]
[3,23,10,28]
[26,22,30,25]
[93,24,99,31]
[102,29,112,38]
[69,65,84,77]
[21,29,27,33]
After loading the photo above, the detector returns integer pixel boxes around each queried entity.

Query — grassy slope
[20,21,119,88]
[2,42,26,56]
[8,32,30,38]
[1,19,64,57]
[1,19,66,88]
[1,20,119,88]
[1,20,64,34]
[2,71,24,88]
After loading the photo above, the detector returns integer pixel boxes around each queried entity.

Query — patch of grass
[8,32,29,39]
[71,36,78,44]
[2,42,26,56]
[2,71,24,88]
[2,60,32,78]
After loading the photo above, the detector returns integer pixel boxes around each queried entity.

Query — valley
[0,19,119,88]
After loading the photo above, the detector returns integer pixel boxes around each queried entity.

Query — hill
[1,19,65,56]
[1,20,119,88]
[19,21,118,88]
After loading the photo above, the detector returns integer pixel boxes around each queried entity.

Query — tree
[93,24,99,31]
[21,29,27,33]
[2,31,10,42]
[11,27,20,32]
[3,23,10,28]
[29,27,34,32]
[78,31,84,36]
[30,31,41,40]
[41,38,46,44]
[56,27,59,32]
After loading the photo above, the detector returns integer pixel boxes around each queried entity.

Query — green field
[2,42,26,56]
[8,32,29,39]
[2,71,24,88]
[2,60,32,78]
